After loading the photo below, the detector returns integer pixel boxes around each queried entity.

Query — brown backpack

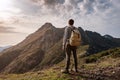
[69,28,81,46]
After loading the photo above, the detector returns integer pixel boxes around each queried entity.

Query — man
[62,19,79,73]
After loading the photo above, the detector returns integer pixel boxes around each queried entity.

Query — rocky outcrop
[85,31,120,54]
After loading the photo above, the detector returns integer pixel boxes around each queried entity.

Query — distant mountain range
[0,23,120,74]
[0,47,4,52]
[0,46,11,52]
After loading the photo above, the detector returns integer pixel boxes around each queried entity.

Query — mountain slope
[85,31,120,54]
[0,47,120,80]
[0,23,120,74]
[0,23,64,73]
[0,46,11,52]
[0,47,4,52]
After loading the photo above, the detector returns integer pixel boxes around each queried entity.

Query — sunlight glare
[0,0,15,19]
[0,0,12,11]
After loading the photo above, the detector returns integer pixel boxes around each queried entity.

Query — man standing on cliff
[62,19,81,73]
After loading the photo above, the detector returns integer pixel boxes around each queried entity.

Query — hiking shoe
[75,70,78,73]
[70,69,74,72]
[73,69,79,73]
[61,69,69,74]
[75,69,79,73]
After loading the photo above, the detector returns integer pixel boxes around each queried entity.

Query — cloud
[0,0,120,46]
[3,0,120,37]
[0,26,16,33]
[0,21,20,34]
[13,0,40,15]
[43,0,65,7]
[32,0,65,6]
[27,0,115,18]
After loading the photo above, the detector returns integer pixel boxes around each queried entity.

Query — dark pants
[65,44,77,70]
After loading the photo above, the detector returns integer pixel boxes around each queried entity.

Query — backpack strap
[68,26,75,32]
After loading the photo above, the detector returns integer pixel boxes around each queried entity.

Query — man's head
[68,19,74,25]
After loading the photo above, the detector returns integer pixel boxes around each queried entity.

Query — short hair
[68,19,74,25]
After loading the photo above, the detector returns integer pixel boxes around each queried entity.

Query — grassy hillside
[76,46,120,69]
[0,47,120,80]
[0,66,85,80]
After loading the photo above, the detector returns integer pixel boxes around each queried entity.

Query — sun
[0,0,14,19]
[0,0,12,11]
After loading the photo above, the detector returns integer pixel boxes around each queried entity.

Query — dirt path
[68,66,120,80]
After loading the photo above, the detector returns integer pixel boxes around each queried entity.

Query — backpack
[69,27,81,46]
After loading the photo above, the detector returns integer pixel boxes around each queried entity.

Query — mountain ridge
[0,22,120,73]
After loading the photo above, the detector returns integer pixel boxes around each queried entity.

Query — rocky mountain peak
[40,22,55,29]
[104,34,113,39]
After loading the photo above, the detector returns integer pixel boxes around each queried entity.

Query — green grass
[0,66,84,80]
[84,47,120,63]
[0,47,120,80]
[77,47,120,70]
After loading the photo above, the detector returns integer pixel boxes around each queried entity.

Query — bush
[85,56,97,63]
[85,47,120,63]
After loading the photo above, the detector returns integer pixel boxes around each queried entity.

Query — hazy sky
[0,0,120,46]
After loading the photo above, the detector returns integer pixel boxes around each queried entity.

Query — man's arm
[63,27,69,50]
